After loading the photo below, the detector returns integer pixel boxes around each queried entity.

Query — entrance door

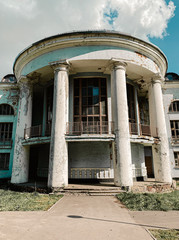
[145,156,154,178]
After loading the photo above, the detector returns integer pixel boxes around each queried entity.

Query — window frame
[169,100,179,113]
[0,104,14,115]
[0,153,10,170]
[170,120,179,141]
[73,77,108,125]
[174,152,179,168]
[0,122,13,142]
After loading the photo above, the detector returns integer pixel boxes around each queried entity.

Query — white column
[48,62,69,189]
[150,74,172,183]
[11,77,32,183]
[111,61,133,188]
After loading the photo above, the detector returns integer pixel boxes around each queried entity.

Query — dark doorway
[29,144,50,182]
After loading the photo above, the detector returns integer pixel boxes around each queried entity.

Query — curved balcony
[24,122,153,140]
[129,122,151,136]
[66,121,114,135]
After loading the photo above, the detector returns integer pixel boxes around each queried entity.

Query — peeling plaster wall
[163,85,179,178]
[68,142,113,179]
[131,143,145,170]
[0,84,19,179]
[21,46,159,77]
[11,81,33,183]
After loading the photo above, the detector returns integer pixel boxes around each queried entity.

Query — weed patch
[117,191,179,211]
[0,190,62,211]
[149,229,179,240]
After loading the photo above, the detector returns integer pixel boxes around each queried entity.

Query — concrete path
[129,211,179,230]
[0,195,153,240]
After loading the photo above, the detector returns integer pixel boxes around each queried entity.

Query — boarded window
[0,104,14,115]
[0,153,10,170]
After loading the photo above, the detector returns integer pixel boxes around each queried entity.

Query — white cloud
[103,0,175,40]
[0,0,175,79]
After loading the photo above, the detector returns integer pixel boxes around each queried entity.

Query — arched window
[0,104,14,115]
[165,72,179,81]
[169,100,179,112]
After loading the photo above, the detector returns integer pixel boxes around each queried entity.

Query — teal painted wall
[0,84,19,179]
[21,45,127,75]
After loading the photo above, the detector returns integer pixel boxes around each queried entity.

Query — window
[169,101,179,112]
[0,153,10,170]
[0,123,13,142]
[170,120,179,140]
[73,78,108,133]
[0,104,14,115]
[74,78,107,123]
[46,85,53,123]
[127,84,136,123]
[174,152,179,167]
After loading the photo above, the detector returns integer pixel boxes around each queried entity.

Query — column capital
[109,59,127,71]
[17,76,33,89]
[152,73,165,84]
[49,60,70,73]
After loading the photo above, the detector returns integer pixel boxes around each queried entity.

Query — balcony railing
[24,122,151,139]
[132,167,147,178]
[24,122,51,139]
[66,121,114,135]
[129,123,151,137]
[70,168,114,179]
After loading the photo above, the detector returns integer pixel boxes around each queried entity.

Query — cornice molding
[13,32,168,79]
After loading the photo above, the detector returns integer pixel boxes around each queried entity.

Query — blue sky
[150,0,179,74]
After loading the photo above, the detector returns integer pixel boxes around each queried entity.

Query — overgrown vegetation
[149,229,179,240]
[117,191,179,211]
[0,189,62,211]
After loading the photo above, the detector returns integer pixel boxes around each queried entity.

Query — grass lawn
[149,229,179,240]
[0,189,62,211]
[117,190,179,211]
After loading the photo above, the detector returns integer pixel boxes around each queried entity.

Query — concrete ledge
[22,136,51,146]
[65,134,115,142]
[130,135,156,144]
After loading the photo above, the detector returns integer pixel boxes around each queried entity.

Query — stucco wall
[131,143,145,168]
[163,86,179,178]
[0,84,19,178]
[68,141,113,179]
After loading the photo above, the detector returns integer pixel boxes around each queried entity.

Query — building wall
[0,84,19,178]
[163,86,179,178]
[131,143,147,178]
[68,141,113,179]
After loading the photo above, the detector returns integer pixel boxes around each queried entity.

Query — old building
[163,72,179,179]
[0,31,178,189]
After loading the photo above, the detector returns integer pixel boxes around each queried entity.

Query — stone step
[89,192,120,196]
[60,188,124,195]
[64,187,122,191]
